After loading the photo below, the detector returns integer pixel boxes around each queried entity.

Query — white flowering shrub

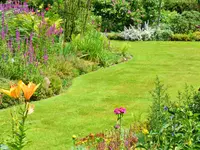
[121,22,155,41]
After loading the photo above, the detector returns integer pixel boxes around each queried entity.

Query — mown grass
[1,41,200,149]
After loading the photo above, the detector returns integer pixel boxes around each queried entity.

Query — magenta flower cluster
[114,107,126,115]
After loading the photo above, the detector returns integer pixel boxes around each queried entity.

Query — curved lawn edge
[1,41,200,149]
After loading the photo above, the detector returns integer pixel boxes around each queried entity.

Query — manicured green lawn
[1,41,200,149]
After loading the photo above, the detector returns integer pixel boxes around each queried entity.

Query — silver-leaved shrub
[121,22,155,41]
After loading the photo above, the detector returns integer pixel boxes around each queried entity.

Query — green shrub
[169,11,200,34]
[0,95,21,109]
[164,0,198,13]
[55,57,75,80]
[92,0,144,32]
[169,14,189,34]
[107,32,123,40]
[49,75,62,95]
[70,29,120,66]
[71,58,98,74]
[155,28,173,41]
[148,77,169,132]
[37,75,62,99]
[171,34,191,41]
[160,10,179,25]
[142,0,160,24]
[192,31,200,41]
[139,80,200,149]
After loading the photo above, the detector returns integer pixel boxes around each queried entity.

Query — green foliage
[149,77,169,132]
[171,34,191,41]
[142,0,160,24]
[27,0,54,7]
[92,0,144,32]
[160,10,178,25]
[69,57,98,74]
[169,11,200,34]
[70,29,120,66]
[163,0,198,13]
[117,43,130,57]
[8,105,30,150]
[190,91,200,115]
[55,0,91,41]
[169,32,200,41]
[48,75,62,95]
[154,28,173,41]
[6,13,39,37]
[192,31,200,41]
[0,95,21,109]
[107,32,123,40]
[139,80,200,149]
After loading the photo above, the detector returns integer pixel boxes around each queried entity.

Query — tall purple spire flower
[43,54,48,63]
[8,39,13,53]
[28,33,35,64]
[1,30,5,40]
[16,28,20,42]
[43,49,48,64]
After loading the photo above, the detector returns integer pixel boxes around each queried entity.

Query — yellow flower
[142,128,149,135]
[20,82,40,101]
[0,81,22,99]
[72,135,77,139]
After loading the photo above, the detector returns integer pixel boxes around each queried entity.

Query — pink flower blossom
[119,107,126,114]
[114,108,121,114]
[114,107,126,114]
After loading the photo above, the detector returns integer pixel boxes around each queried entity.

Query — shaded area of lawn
[1,41,200,150]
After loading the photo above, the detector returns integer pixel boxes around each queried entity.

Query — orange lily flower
[0,81,22,99]
[20,82,40,101]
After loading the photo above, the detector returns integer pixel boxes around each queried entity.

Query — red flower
[45,7,49,11]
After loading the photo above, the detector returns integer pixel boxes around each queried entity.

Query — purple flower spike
[2,12,5,27]
[43,54,48,64]
[1,30,5,39]
[16,28,20,42]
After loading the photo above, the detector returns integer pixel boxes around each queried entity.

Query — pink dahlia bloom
[114,108,121,114]
[114,107,126,114]
[119,107,126,114]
